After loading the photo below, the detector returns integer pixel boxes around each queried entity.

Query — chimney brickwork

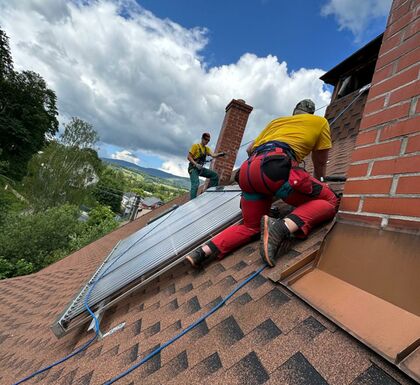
[212,99,253,184]
[339,0,420,231]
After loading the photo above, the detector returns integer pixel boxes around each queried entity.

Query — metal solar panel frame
[52,186,242,338]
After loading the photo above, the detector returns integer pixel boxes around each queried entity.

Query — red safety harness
[239,141,315,197]
[239,142,293,194]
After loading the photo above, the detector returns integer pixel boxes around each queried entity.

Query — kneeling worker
[187,132,225,199]
[186,100,339,268]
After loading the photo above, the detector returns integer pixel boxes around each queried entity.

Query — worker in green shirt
[187,132,225,199]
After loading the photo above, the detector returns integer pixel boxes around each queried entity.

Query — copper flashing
[280,221,420,382]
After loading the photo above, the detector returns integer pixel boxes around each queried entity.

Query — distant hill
[101,158,190,188]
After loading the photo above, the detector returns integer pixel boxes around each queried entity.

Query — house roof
[142,197,163,207]
[0,81,415,384]
[0,139,415,385]
[0,220,414,385]
[320,34,383,86]
[122,192,137,198]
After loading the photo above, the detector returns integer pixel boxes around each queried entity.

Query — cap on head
[294,99,315,114]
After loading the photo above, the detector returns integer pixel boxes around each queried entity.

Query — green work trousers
[189,167,219,199]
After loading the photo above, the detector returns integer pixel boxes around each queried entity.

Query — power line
[92,187,124,199]
[95,184,126,195]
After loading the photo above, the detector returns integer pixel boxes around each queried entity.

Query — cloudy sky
[0,0,391,177]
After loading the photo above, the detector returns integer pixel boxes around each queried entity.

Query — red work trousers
[211,150,339,258]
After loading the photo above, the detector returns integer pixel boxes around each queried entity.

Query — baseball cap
[294,99,315,114]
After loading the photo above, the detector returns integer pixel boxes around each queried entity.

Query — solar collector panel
[100,191,224,274]
[53,187,242,336]
[87,192,240,305]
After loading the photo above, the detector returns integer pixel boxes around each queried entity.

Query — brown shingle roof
[0,102,414,384]
[0,196,415,384]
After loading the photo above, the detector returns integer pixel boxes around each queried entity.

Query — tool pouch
[288,167,313,195]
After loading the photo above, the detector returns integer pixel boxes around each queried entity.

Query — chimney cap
[225,99,253,113]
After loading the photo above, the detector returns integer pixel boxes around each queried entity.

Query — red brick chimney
[212,99,253,184]
[339,0,420,231]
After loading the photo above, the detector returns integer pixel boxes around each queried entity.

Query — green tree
[131,187,145,197]
[0,28,13,79]
[93,166,125,213]
[0,28,59,180]
[68,205,118,250]
[0,203,120,279]
[0,182,27,225]
[0,204,82,276]
[61,116,99,148]
[23,117,101,210]
[86,205,115,227]
[0,258,33,279]
[0,149,10,222]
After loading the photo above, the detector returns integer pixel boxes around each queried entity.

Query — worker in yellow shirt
[186,100,339,268]
[187,132,225,199]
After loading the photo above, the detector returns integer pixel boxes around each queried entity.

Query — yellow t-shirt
[189,143,212,161]
[252,114,332,162]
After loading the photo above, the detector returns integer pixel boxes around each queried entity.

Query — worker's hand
[195,164,203,170]
[219,152,226,157]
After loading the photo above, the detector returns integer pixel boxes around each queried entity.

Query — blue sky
[0,0,391,176]
[138,0,387,71]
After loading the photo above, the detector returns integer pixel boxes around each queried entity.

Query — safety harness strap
[188,144,208,174]
[252,140,297,161]
[240,146,291,195]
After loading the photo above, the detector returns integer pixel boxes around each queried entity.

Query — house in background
[121,192,138,216]
[141,196,164,209]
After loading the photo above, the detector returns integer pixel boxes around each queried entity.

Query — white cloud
[0,0,331,166]
[160,159,189,178]
[111,150,140,165]
[321,0,392,41]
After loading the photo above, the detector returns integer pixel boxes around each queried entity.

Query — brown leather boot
[260,215,291,267]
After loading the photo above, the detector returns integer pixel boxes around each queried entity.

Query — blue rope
[104,264,267,385]
[12,209,177,385]
[12,266,108,385]
[12,326,98,384]
[12,89,361,384]
[14,87,368,384]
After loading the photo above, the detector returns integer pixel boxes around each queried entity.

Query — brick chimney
[212,99,253,184]
[339,0,420,231]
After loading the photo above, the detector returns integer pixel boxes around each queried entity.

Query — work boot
[260,215,291,267]
[186,248,208,268]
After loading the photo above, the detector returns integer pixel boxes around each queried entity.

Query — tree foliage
[0,203,118,279]
[0,258,33,280]
[68,205,118,250]
[0,28,13,79]
[0,27,59,180]
[23,117,101,210]
[93,167,125,213]
[61,116,99,148]
[0,205,81,273]
[0,29,125,280]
